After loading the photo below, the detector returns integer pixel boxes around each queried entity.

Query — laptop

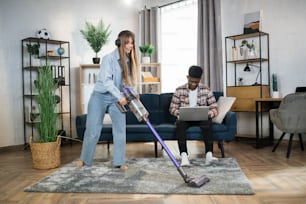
[179,106,209,121]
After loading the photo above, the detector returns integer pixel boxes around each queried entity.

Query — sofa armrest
[222,111,237,141]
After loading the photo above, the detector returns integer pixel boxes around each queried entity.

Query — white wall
[1,0,306,147]
[0,0,144,147]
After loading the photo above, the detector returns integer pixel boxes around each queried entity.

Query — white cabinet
[79,64,100,114]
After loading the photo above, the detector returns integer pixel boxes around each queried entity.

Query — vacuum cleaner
[117,87,210,188]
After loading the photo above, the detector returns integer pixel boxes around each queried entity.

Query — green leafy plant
[139,44,155,56]
[272,73,278,92]
[26,43,40,57]
[240,40,254,51]
[80,20,111,58]
[34,65,58,143]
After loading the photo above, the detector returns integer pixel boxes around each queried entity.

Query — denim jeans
[80,91,126,166]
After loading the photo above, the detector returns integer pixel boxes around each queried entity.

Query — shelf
[22,37,72,146]
[226,58,268,64]
[226,31,269,40]
[22,37,69,45]
[39,55,69,60]
[138,63,161,94]
[225,31,270,112]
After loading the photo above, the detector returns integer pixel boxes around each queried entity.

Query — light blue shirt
[94,49,136,100]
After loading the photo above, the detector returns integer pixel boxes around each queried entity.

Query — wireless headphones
[115,38,121,47]
[114,30,134,47]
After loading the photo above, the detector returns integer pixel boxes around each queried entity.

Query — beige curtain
[138,7,160,63]
[197,0,223,91]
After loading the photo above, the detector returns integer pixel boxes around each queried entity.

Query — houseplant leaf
[80,20,111,58]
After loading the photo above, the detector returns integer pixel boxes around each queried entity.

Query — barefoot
[76,160,84,167]
[120,165,128,170]
[115,165,128,170]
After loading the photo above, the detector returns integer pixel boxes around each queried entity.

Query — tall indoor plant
[80,19,111,64]
[30,65,61,169]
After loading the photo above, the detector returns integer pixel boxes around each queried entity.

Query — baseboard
[0,144,26,153]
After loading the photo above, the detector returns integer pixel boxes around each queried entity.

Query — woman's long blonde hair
[116,30,139,87]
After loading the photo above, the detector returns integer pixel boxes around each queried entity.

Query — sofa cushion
[159,93,177,124]
[212,96,236,124]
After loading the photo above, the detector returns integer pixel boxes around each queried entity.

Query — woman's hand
[119,97,127,106]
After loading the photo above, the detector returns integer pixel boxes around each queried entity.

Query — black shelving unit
[21,37,71,148]
[225,31,270,112]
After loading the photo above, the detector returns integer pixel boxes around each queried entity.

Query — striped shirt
[169,83,218,118]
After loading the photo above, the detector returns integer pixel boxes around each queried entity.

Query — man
[169,65,218,166]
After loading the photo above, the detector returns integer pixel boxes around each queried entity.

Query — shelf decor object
[271,73,280,98]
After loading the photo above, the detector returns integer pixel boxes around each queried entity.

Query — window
[160,0,198,92]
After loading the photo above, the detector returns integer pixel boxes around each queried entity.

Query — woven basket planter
[30,137,61,170]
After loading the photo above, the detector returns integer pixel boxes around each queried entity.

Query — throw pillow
[212,96,236,124]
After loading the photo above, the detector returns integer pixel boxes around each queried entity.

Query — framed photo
[243,11,262,34]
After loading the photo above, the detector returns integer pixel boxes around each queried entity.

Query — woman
[76,30,139,170]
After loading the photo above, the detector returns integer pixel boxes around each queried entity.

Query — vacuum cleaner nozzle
[187,175,210,187]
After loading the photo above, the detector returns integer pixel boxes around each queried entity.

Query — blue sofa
[76,92,237,158]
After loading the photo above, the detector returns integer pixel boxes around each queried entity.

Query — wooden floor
[1,139,306,204]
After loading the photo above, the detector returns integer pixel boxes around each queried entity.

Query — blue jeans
[80,91,126,166]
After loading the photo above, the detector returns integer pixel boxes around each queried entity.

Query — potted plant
[30,65,61,169]
[26,43,40,65]
[80,19,111,64]
[271,73,280,98]
[240,40,256,59]
[139,44,155,63]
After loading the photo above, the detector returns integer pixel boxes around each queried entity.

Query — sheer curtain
[197,0,223,91]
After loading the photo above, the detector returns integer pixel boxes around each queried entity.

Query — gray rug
[24,158,254,195]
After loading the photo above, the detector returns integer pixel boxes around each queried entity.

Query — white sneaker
[205,151,218,165]
[180,152,190,166]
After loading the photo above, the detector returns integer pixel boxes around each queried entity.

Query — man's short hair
[188,65,203,78]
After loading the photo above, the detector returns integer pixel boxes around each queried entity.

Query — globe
[57,47,65,56]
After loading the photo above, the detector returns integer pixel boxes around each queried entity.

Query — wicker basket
[30,136,61,169]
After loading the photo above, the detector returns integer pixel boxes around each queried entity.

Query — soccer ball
[37,28,50,39]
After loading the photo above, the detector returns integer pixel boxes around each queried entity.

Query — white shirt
[189,87,198,107]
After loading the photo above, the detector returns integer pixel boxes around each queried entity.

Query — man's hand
[208,110,214,118]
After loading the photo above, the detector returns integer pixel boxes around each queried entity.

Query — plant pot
[93,57,100,64]
[30,136,61,169]
[142,56,151,63]
[272,91,280,98]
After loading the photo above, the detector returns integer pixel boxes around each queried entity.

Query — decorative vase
[248,48,256,59]
[238,46,248,60]
[142,56,150,63]
[93,57,100,64]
